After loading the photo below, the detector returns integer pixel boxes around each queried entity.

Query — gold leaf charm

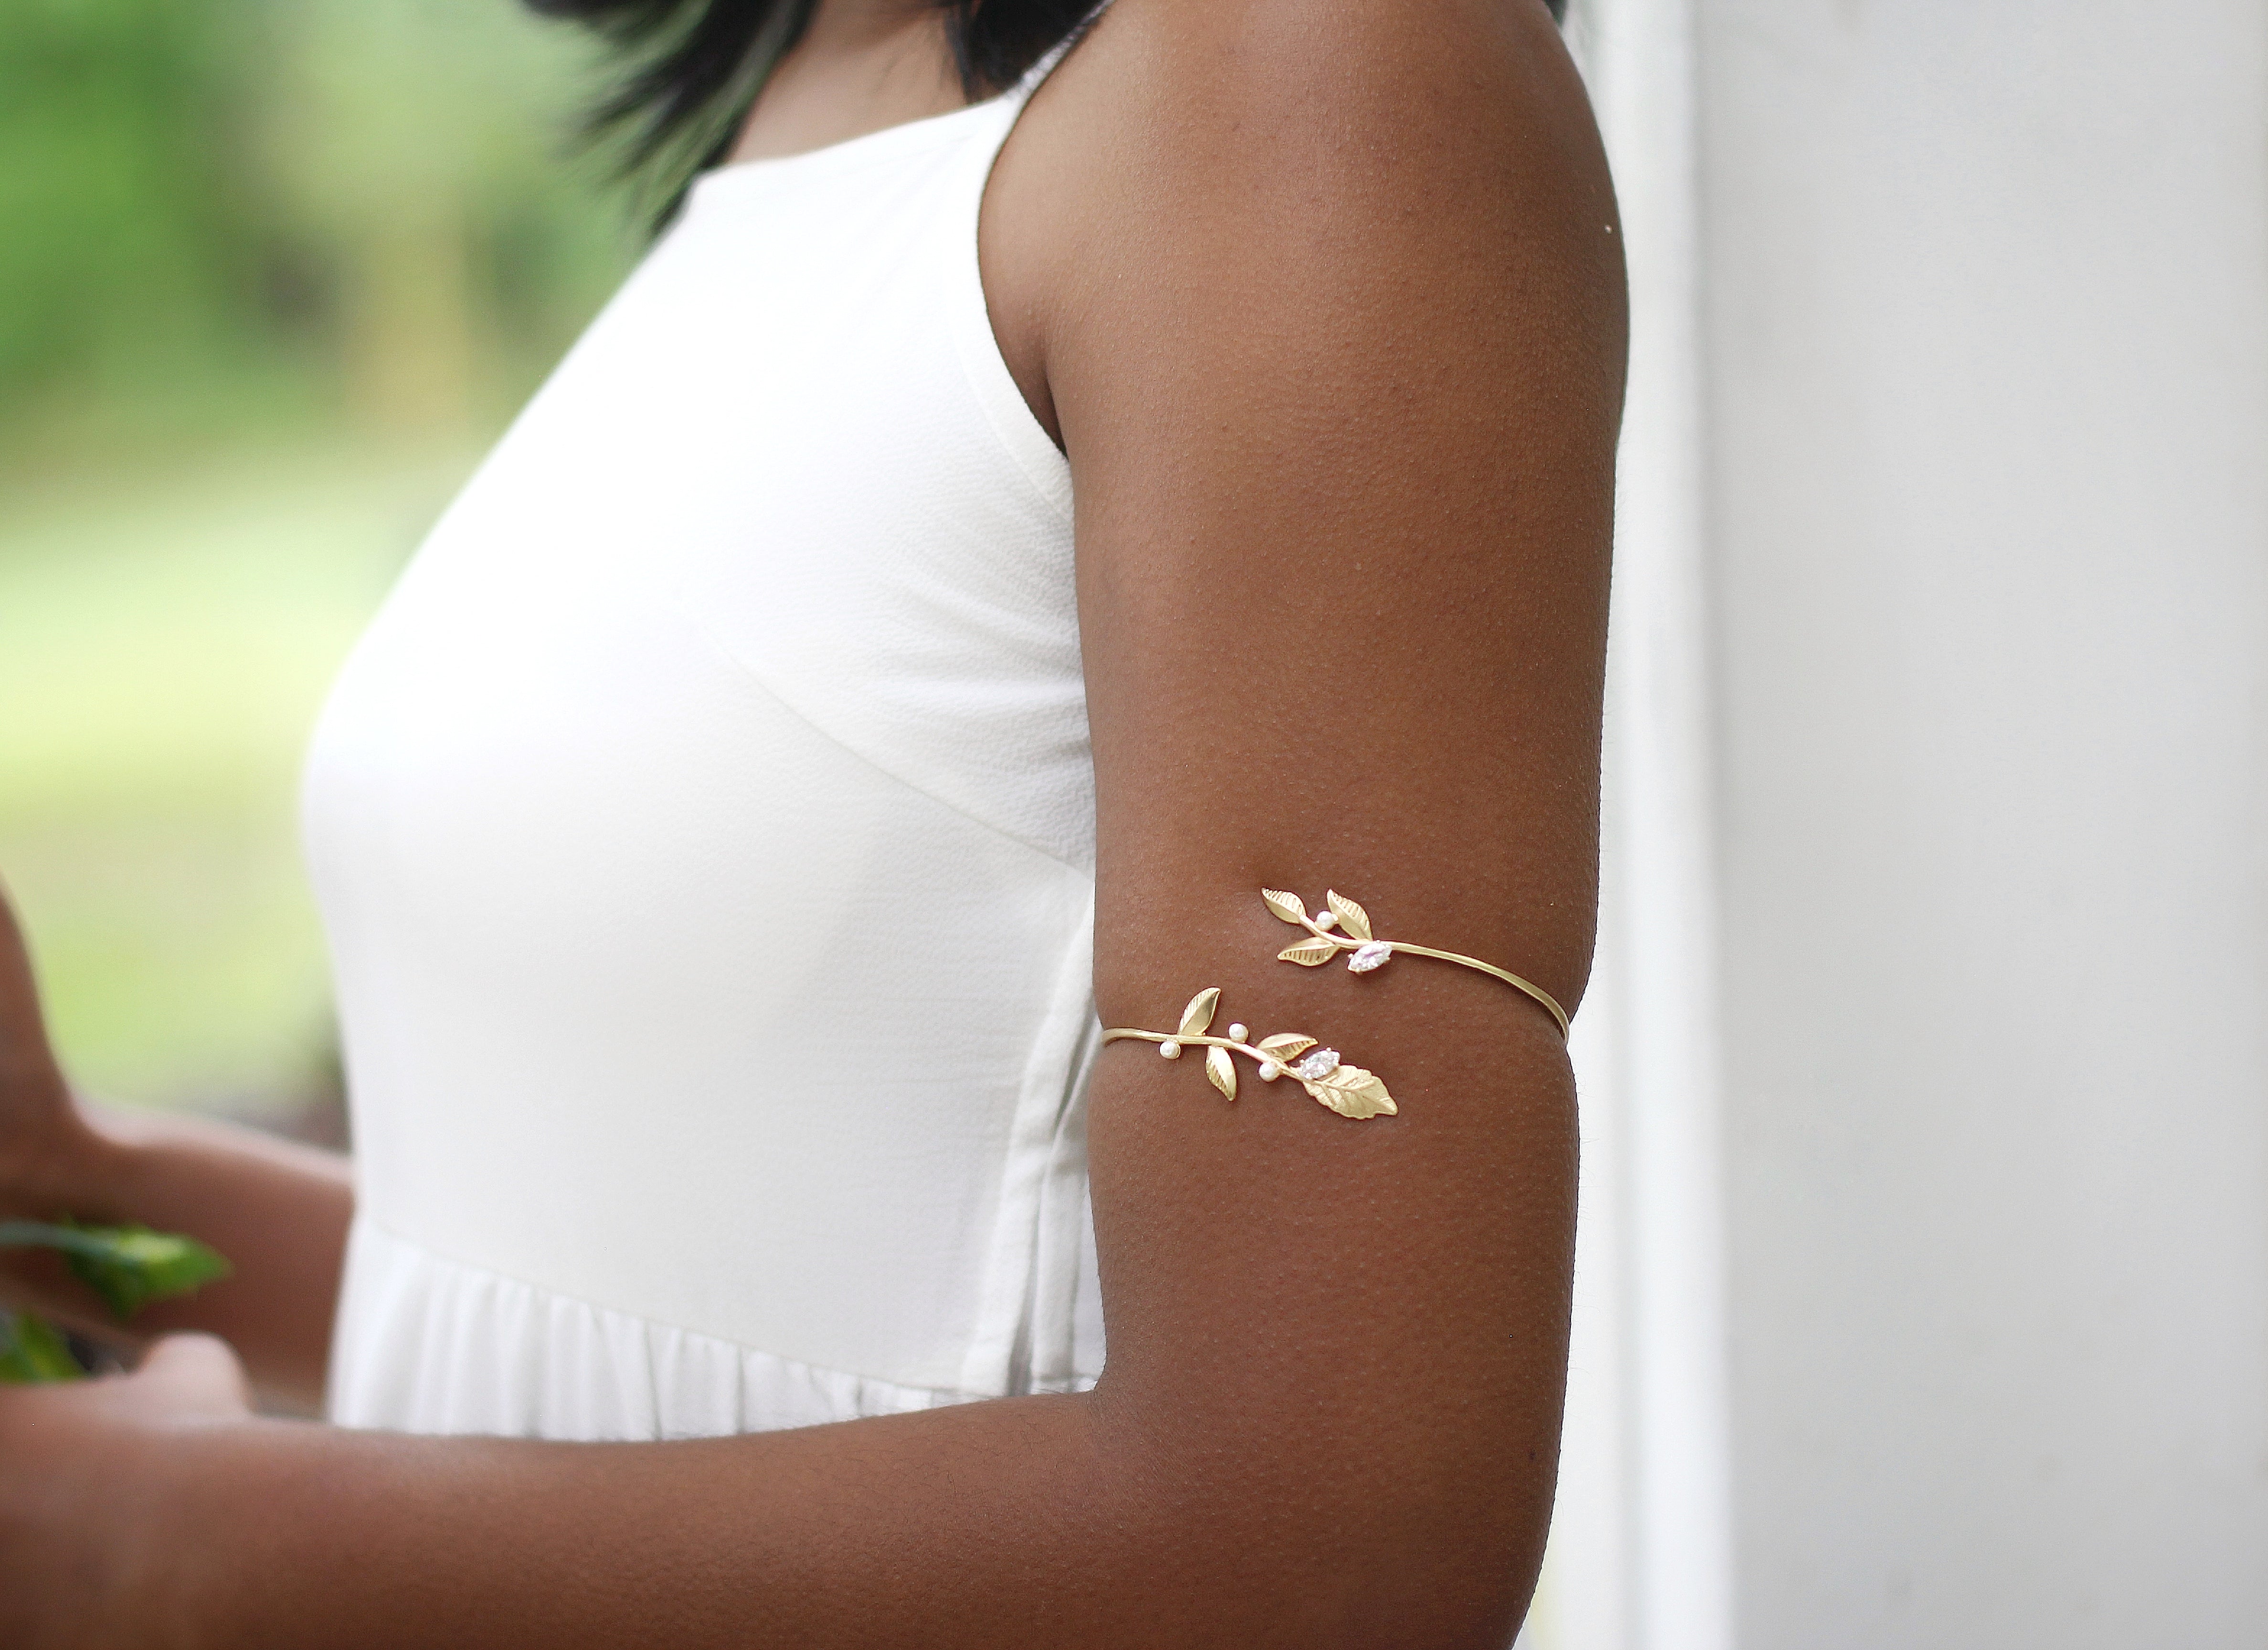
[1300,1062,1397,1120]
[1325,891,1373,942]
[1102,994,1396,1120]
[1262,888,1309,927]
[1255,886,1571,1039]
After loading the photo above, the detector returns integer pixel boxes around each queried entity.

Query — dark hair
[530,0,1570,211]
[525,0,1096,205]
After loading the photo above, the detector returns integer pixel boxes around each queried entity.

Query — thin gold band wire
[1264,889,1572,1038]
[1093,893,1570,1123]
[1370,943,1570,1037]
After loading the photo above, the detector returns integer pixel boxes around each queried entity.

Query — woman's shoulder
[1035,0,1600,181]
[986,0,1622,445]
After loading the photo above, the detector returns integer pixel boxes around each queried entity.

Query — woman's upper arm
[990,1,1624,1639]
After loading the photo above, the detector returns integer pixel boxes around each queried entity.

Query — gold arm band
[1104,988,1397,1120]
[1261,888,1571,1038]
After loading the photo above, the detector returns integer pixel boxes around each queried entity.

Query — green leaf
[0,1220,232,1321]
[0,1310,85,1384]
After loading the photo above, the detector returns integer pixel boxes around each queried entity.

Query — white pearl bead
[1314,911,1339,931]
[1227,1023,1249,1043]
[1259,1062,1281,1081]
[1159,1040,1182,1059]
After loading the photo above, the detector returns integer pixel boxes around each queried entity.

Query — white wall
[1536,2,2268,1645]
[1701,1,2268,1643]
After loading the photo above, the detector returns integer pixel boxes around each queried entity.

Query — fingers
[0,882,64,1102]
[132,1334,254,1423]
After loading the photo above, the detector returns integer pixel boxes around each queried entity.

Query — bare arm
[0,3,1623,1644]
[0,899,351,1410]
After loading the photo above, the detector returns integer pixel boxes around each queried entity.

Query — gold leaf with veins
[1257,1033,1317,1060]
[1325,891,1373,942]
[1206,1046,1238,1101]
[1261,888,1310,927]
[1278,940,1337,967]
[1179,988,1221,1038]
[1301,1063,1397,1120]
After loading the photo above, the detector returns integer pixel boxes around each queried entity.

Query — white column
[1528,2,1738,1647]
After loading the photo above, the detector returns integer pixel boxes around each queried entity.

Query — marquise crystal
[1259,885,1572,1038]
[1103,987,1398,1120]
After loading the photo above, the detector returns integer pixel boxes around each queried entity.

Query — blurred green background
[0,0,636,1125]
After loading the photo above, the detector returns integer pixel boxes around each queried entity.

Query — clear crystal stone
[1348,942,1393,973]
[1294,1048,1341,1081]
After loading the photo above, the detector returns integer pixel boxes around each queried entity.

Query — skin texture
[0,1,1625,1644]
[727,0,966,161]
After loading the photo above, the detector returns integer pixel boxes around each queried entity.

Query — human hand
[0,885,115,1352]
[0,885,90,1205]
[0,1335,253,1647]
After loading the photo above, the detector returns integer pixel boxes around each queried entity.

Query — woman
[0,0,1623,1642]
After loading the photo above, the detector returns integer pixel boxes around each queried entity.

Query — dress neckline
[689,89,1013,201]
[685,5,1102,201]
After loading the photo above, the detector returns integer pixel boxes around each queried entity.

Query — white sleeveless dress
[305,71,1105,1440]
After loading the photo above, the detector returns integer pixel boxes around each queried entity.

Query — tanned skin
[0,1,1625,1644]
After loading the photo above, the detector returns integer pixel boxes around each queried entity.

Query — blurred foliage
[0,0,638,1113]
[0,1219,233,1380]
[0,0,636,460]
[0,0,244,398]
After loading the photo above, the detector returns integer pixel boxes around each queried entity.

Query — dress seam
[347,1214,994,1405]
[676,612,1095,878]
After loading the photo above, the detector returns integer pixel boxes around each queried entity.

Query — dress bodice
[308,84,1103,1439]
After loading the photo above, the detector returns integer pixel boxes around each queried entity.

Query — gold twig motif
[1261,888,1571,1038]
[1104,988,1397,1121]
